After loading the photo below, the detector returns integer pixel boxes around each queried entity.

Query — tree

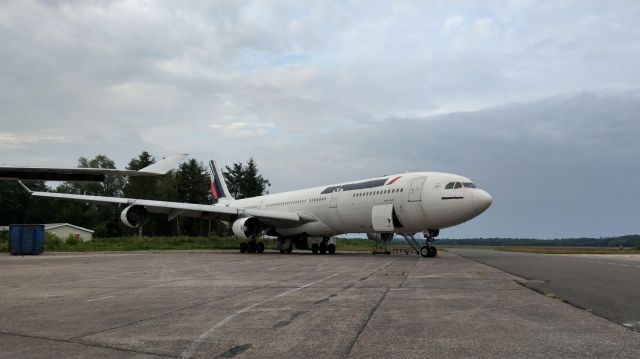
[123,151,157,199]
[122,151,157,237]
[0,181,51,225]
[54,155,127,237]
[223,158,270,199]
[175,159,211,236]
[76,155,125,197]
[177,159,210,204]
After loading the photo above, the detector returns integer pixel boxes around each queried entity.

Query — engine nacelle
[366,233,394,242]
[120,205,148,228]
[231,217,262,240]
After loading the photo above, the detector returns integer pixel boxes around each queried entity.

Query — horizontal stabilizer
[139,154,187,174]
[0,154,187,181]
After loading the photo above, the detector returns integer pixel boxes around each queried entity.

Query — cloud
[0,1,639,237]
[210,121,275,137]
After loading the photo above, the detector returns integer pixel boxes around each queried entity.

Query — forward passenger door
[408,177,426,202]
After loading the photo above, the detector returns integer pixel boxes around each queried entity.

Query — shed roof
[44,223,95,233]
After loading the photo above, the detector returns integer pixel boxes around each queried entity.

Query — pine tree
[223,158,270,199]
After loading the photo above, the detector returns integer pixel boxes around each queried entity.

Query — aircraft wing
[0,154,187,181]
[28,190,309,224]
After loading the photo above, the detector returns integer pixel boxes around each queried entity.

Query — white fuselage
[223,172,492,237]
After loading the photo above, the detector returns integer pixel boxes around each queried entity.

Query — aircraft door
[371,204,394,232]
[408,177,427,202]
[329,190,339,208]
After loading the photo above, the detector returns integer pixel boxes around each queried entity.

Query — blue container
[9,224,44,255]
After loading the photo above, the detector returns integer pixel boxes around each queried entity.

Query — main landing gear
[311,237,336,255]
[239,241,265,254]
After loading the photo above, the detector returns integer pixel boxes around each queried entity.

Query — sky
[1,1,639,238]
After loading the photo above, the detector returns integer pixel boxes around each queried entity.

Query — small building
[45,223,94,242]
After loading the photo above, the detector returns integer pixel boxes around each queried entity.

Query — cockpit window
[454,182,462,189]
[462,182,476,188]
[445,182,455,189]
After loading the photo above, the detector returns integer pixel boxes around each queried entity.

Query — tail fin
[208,160,234,204]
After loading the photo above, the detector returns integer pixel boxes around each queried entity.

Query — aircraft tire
[327,243,336,254]
[319,242,328,254]
[257,242,265,253]
[311,243,319,254]
[420,246,429,258]
[286,245,293,254]
[240,242,248,253]
[430,246,438,257]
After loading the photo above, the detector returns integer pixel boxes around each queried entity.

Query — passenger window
[445,182,454,189]
[454,182,462,189]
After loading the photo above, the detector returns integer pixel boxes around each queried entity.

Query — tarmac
[1,250,640,358]
[448,247,640,331]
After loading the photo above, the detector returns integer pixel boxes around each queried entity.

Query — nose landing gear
[399,231,438,258]
[419,245,437,258]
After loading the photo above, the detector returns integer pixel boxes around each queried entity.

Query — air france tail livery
[26,159,492,258]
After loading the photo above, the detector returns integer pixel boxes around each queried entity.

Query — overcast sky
[1,1,639,238]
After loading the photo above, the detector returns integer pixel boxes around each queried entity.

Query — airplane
[19,159,493,258]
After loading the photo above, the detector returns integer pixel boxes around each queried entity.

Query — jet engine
[120,205,148,228]
[366,233,394,242]
[232,217,262,240]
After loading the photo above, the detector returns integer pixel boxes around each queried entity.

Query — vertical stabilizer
[208,160,234,204]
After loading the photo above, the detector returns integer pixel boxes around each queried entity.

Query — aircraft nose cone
[473,189,493,213]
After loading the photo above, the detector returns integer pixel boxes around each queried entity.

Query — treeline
[0,152,269,238]
[437,236,640,247]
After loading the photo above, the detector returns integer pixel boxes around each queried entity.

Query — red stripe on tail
[210,180,219,200]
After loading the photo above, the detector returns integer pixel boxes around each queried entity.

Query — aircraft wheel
[327,243,336,254]
[257,242,265,253]
[429,246,438,257]
[420,246,429,258]
[240,242,247,253]
[319,242,328,254]
[247,241,257,253]
[311,243,319,254]
[280,249,285,254]
[286,245,293,254]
